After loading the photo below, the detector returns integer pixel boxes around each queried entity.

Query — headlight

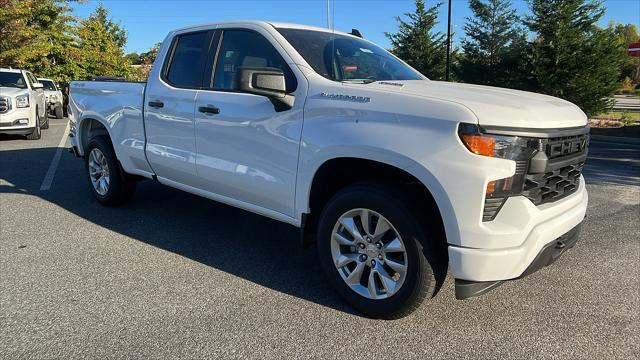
[16,95,30,108]
[458,123,537,198]
[49,95,58,101]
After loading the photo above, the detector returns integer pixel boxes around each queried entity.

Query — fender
[295,145,461,246]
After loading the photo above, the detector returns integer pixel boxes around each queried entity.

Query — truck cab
[0,68,48,139]
[69,21,589,319]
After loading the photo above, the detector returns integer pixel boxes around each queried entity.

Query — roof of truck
[172,20,353,38]
[0,68,23,73]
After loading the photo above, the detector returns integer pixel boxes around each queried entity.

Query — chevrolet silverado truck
[69,21,589,319]
[0,68,49,139]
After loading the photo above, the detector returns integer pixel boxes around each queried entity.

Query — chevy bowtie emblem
[320,92,371,103]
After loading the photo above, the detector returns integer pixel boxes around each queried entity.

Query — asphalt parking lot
[1,116,638,358]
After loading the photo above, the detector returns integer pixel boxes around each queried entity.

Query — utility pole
[327,0,331,29]
[445,0,452,81]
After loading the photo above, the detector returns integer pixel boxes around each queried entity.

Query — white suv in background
[38,78,64,119]
[0,68,48,140]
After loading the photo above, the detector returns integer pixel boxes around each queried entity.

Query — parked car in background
[0,68,48,140]
[69,21,589,318]
[38,78,64,119]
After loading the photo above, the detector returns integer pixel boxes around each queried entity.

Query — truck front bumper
[448,176,588,298]
[454,223,582,299]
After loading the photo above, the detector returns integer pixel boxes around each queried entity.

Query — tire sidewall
[27,109,41,140]
[41,109,49,129]
[55,105,63,119]
[317,184,433,318]
[35,112,41,136]
[84,137,122,203]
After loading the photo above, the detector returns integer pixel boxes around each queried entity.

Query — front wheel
[54,105,63,119]
[84,136,136,206]
[317,182,440,319]
[40,110,49,129]
[25,111,41,140]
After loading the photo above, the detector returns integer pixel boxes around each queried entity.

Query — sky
[69,0,640,54]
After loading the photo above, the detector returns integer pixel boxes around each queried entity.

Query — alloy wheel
[88,148,110,196]
[330,208,408,299]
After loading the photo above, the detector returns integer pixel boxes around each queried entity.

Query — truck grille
[0,97,9,114]
[523,133,589,206]
[523,161,584,205]
[480,128,589,221]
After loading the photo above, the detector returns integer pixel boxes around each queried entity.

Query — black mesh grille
[523,161,584,205]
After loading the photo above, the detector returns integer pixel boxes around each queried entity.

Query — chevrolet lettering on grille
[547,138,587,157]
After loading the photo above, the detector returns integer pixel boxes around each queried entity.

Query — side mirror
[237,67,294,111]
[32,82,44,90]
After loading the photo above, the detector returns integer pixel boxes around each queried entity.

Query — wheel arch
[299,153,459,252]
[77,115,113,155]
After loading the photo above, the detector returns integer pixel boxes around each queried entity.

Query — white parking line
[40,120,70,191]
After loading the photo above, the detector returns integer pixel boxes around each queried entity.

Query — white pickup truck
[69,21,589,318]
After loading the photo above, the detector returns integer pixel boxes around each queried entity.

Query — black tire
[317,182,441,319]
[84,136,136,206]
[25,110,41,140]
[41,110,49,129]
[54,105,63,119]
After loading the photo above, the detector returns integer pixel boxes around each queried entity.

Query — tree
[76,3,131,79]
[139,42,161,65]
[612,23,640,85]
[385,0,448,80]
[0,0,82,85]
[125,52,141,65]
[457,0,527,88]
[526,0,626,116]
[92,3,127,49]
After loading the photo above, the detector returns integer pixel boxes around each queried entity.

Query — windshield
[277,28,424,83]
[40,80,57,91]
[0,72,27,89]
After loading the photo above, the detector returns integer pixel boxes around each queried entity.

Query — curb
[590,134,640,145]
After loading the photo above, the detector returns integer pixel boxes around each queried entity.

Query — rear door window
[165,31,211,88]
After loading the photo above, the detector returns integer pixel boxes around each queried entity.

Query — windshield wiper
[340,79,377,84]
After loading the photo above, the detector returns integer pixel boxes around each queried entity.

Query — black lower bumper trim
[455,223,582,300]
[0,128,33,135]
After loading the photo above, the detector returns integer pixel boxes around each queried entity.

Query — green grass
[596,112,640,121]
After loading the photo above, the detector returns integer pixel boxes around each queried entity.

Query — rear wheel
[317,182,439,319]
[25,110,41,140]
[84,136,135,205]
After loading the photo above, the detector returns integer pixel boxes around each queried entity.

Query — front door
[193,29,304,217]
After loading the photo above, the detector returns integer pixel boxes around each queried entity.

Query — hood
[0,87,29,98]
[372,80,588,129]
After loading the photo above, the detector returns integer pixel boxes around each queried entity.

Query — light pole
[445,0,452,81]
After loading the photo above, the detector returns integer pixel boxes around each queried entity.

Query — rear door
[144,30,214,185]
[192,28,305,217]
